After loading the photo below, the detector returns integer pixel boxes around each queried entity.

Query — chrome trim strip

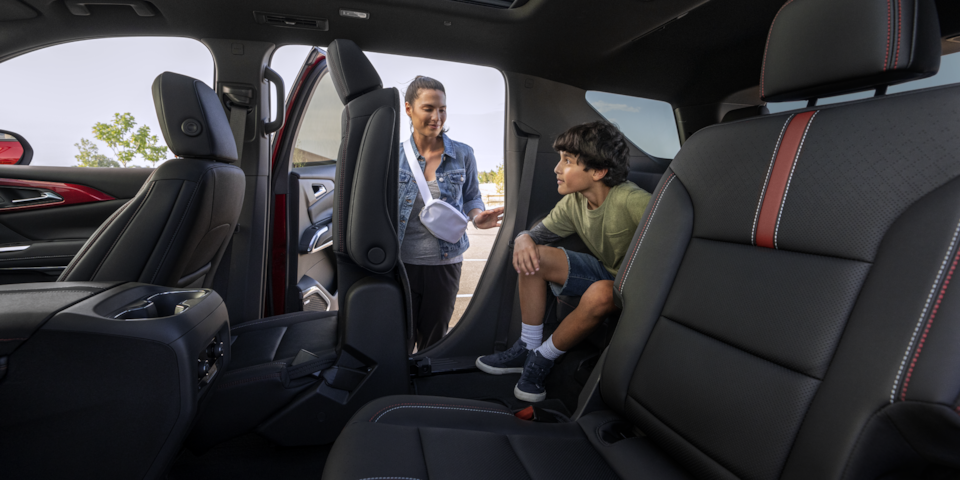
[11,191,62,204]
[0,266,66,271]
[0,245,30,253]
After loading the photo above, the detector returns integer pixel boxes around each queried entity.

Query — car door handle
[11,191,62,204]
[300,222,333,254]
[313,184,327,200]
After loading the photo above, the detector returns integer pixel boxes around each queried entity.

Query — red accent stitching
[367,402,508,422]
[760,0,797,98]
[618,172,675,292]
[884,0,891,71]
[894,0,902,69]
[900,247,960,400]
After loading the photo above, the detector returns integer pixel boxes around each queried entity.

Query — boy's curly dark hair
[552,121,630,187]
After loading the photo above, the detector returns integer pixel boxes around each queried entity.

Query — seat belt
[222,85,255,161]
[493,122,540,351]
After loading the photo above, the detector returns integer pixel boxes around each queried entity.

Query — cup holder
[113,289,211,320]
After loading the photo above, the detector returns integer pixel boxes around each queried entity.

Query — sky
[0,37,507,171]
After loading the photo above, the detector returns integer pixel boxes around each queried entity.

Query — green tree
[87,113,167,168]
[493,164,504,194]
[74,139,120,168]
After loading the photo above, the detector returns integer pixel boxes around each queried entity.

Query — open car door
[268,47,344,315]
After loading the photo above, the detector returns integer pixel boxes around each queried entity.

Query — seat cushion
[322,395,691,480]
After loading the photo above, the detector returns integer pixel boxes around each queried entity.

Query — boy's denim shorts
[549,247,616,297]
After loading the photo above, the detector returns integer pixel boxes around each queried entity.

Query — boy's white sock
[535,335,566,361]
[520,323,543,351]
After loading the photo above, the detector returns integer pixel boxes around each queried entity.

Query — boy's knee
[582,280,616,314]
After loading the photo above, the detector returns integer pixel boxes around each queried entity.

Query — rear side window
[768,51,960,113]
[585,91,681,159]
[290,73,343,168]
[0,37,214,167]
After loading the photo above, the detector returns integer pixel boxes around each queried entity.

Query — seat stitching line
[894,0,902,69]
[752,114,793,245]
[0,255,75,262]
[691,236,873,265]
[774,111,818,249]
[370,404,512,423]
[890,215,960,402]
[91,183,156,280]
[618,173,677,293]
[60,196,131,279]
[760,0,797,97]
[152,175,206,284]
[900,245,960,401]
[884,0,892,71]
[662,315,822,381]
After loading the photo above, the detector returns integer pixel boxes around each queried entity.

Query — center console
[0,281,231,480]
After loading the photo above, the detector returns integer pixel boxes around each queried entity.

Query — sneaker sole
[475,357,524,375]
[514,384,547,403]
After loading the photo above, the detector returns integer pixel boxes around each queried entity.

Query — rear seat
[322,0,960,478]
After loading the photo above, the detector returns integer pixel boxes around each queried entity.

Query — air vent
[254,12,329,30]
[446,0,528,9]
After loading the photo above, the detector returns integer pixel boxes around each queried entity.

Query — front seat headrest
[152,72,238,163]
[761,0,941,102]
[328,39,383,105]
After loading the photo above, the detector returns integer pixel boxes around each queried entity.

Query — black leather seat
[323,1,960,478]
[57,72,244,288]
[188,39,412,449]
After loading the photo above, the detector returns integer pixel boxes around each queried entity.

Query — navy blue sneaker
[514,350,554,403]
[476,340,529,374]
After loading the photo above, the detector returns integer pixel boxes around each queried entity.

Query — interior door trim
[0,179,115,213]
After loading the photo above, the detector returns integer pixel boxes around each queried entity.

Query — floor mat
[166,433,331,480]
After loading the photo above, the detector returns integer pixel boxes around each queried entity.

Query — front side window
[0,37,214,167]
[290,72,344,168]
[585,91,681,159]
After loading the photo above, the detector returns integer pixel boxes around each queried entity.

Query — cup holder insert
[113,289,210,320]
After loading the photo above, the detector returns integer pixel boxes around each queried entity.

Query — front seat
[186,39,411,449]
[57,72,244,288]
[322,0,960,479]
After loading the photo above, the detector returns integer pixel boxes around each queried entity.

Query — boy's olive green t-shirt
[541,181,651,276]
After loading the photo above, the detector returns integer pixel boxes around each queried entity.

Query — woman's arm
[461,146,485,214]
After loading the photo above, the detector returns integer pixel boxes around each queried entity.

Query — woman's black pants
[404,262,462,349]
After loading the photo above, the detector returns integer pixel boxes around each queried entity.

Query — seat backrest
[58,72,245,288]
[605,0,960,478]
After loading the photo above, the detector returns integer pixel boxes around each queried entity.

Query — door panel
[0,165,153,284]
[289,165,337,311]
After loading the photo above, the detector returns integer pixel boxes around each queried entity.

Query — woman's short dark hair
[404,75,446,105]
[553,121,630,187]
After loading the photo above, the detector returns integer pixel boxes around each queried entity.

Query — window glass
[585,91,681,159]
[290,73,344,167]
[0,37,214,167]
[767,52,960,113]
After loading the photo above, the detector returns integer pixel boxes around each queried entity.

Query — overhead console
[0,281,231,480]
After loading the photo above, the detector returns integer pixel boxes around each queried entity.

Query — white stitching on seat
[752,114,793,245]
[619,174,677,292]
[774,111,818,249]
[890,215,960,403]
[373,405,512,423]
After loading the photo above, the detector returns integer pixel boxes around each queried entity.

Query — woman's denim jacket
[398,133,485,261]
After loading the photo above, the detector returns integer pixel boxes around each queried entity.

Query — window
[767,52,960,113]
[585,91,681,159]
[0,37,214,167]
[290,73,344,168]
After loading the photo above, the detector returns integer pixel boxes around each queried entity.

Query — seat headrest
[328,39,383,105]
[761,0,941,102]
[152,72,238,163]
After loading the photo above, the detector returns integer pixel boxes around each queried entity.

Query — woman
[398,76,503,349]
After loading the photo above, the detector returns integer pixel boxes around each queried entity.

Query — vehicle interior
[1,0,960,478]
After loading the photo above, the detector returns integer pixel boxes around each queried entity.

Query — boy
[476,120,651,402]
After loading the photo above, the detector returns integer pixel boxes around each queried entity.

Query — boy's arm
[516,222,563,245]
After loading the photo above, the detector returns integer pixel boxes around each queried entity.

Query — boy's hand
[513,234,540,275]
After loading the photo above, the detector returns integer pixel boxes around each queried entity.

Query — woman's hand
[472,207,503,229]
[513,234,540,275]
